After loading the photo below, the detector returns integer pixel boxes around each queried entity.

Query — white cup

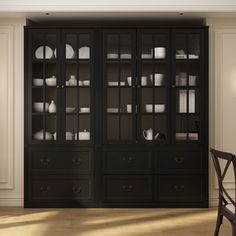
[155,104,165,113]
[145,104,153,113]
[127,104,132,113]
[150,73,164,86]
[141,76,147,86]
[127,76,132,86]
[154,47,166,59]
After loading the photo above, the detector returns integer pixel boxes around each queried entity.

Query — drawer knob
[72,186,82,193]
[174,185,185,192]
[40,186,49,193]
[122,185,133,192]
[174,157,184,164]
[72,158,82,166]
[40,158,51,167]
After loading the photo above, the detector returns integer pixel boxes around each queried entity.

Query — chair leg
[214,212,223,236]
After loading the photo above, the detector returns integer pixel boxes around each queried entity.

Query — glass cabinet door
[30,30,60,142]
[103,30,136,143]
[173,30,202,142]
[62,30,93,144]
[137,30,170,143]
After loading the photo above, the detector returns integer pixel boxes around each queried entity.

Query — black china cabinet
[24,22,208,207]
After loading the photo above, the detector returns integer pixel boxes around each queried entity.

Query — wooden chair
[210,148,236,236]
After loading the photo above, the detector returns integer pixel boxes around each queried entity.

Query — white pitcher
[49,100,56,113]
[143,128,159,140]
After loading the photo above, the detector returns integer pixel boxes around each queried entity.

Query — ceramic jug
[143,128,159,140]
[68,75,77,86]
[49,100,56,113]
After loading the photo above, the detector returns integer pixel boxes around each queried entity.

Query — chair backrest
[210,148,236,208]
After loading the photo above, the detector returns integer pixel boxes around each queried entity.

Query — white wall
[0,16,236,207]
[0,18,25,206]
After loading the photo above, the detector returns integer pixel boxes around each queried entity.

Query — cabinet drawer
[157,175,204,202]
[30,176,93,201]
[103,151,152,173]
[31,151,92,173]
[103,175,152,202]
[157,151,202,172]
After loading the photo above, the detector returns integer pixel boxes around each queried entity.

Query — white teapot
[143,128,159,140]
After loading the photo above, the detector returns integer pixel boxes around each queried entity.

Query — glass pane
[154,88,166,113]
[189,34,200,59]
[120,115,132,140]
[66,34,76,59]
[107,115,119,140]
[32,62,43,86]
[121,63,132,86]
[32,116,44,140]
[120,88,132,113]
[142,88,153,113]
[107,88,119,113]
[175,34,187,59]
[79,63,90,86]
[153,34,167,59]
[120,34,132,59]
[78,34,90,59]
[46,116,56,139]
[66,115,77,140]
[176,115,187,140]
[189,115,200,141]
[141,115,154,141]
[154,115,167,142]
[141,34,153,59]
[32,33,44,59]
[176,89,187,113]
[77,116,90,141]
[45,34,57,59]
[107,35,119,59]
[65,62,77,86]
[79,88,90,113]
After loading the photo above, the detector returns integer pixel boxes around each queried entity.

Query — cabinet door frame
[61,29,95,146]
[171,28,205,146]
[26,28,61,145]
[136,28,171,145]
[102,29,137,144]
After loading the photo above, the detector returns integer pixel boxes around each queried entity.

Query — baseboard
[209,197,219,207]
[0,198,23,206]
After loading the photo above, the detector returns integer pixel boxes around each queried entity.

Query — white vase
[49,100,56,113]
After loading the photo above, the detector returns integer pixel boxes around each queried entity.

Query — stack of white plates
[107,53,118,59]
[107,108,119,113]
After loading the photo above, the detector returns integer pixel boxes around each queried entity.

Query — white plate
[141,54,153,59]
[78,46,90,59]
[107,53,118,59]
[54,44,75,59]
[108,82,119,86]
[35,46,53,59]
[107,108,119,113]
[66,107,76,113]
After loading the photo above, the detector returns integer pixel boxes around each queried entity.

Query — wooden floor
[0,207,231,236]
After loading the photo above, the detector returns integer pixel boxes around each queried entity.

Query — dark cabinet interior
[25,22,208,207]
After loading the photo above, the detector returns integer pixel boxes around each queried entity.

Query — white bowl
[155,104,165,113]
[80,107,90,113]
[150,74,164,86]
[154,47,166,59]
[33,102,49,113]
[33,78,44,86]
[141,76,147,86]
[66,107,76,113]
[83,80,90,86]
[145,104,153,113]
[33,130,52,140]
[45,77,57,86]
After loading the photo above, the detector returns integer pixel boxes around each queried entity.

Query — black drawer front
[103,175,152,202]
[157,151,202,172]
[31,151,92,173]
[30,176,93,201]
[157,175,204,202]
[103,151,152,172]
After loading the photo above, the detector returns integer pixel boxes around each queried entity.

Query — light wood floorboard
[0,207,231,236]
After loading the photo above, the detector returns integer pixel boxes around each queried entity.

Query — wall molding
[0,26,15,190]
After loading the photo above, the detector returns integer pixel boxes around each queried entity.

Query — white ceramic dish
[33,102,49,113]
[154,47,166,59]
[176,133,187,140]
[77,130,90,140]
[127,104,132,113]
[108,82,119,86]
[107,53,118,59]
[141,53,153,59]
[54,44,74,59]
[107,108,119,113]
[45,76,57,86]
[176,54,187,59]
[189,75,197,86]
[80,107,90,113]
[33,130,52,140]
[120,82,125,86]
[35,46,53,59]
[65,132,74,140]
[141,76,147,86]
[78,46,90,59]
[155,104,165,113]
[145,104,153,113]
[66,107,76,113]
[127,76,132,86]
[150,74,164,86]
[83,80,90,86]
[189,54,199,59]
[120,53,131,59]
[33,78,44,86]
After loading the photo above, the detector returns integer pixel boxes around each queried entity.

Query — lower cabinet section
[103,175,153,202]
[157,175,205,202]
[30,176,94,202]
